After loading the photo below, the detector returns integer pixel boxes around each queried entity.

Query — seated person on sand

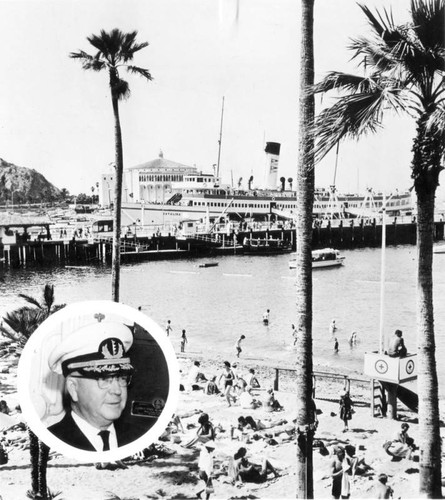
[204,376,220,395]
[384,423,416,460]
[246,369,261,393]
[187,361,207,391]
[159,414,184,442]
[238,385,261,410]
[0,400,10,415]
[229,446,279,484]
[387,329,408,358]
[344,444,372,476]
[183,412,216,449]
[262,388,283,412]
[234,375,248,396]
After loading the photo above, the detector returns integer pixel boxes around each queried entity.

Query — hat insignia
[94,313,106,323]
[100,338,124,359]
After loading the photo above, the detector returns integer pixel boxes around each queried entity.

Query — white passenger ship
[102,144,414,227]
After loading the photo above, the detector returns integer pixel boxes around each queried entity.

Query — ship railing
[177,233,221,244]
[90,235,152,252]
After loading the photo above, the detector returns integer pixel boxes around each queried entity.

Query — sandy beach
[0,351,443,500]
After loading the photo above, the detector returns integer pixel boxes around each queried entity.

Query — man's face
[67,374,127,429]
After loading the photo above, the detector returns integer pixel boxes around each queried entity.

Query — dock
[0,219,444,267]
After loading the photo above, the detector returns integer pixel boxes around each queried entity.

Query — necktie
[98,430,110,451]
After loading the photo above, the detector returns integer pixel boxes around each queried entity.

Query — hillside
[0,158,61,204]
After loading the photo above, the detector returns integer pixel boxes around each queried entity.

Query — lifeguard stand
[364,352,417,419]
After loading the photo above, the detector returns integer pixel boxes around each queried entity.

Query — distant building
[99,151,197,207]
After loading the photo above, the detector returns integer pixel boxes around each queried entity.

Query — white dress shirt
[71,411,118,451]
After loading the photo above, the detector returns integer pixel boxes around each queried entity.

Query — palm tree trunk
[111,93,124,302]
[417,192,442,497]
[28,428,39,495]
[38,441,50,499]
[413,117,442,498]
[295,0,315,497]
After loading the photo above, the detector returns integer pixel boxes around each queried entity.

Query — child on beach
[196,441,216,499]
[165,320,172,337]
[263,309,270,325]
[234,335,246,358]
[374,473,394,498]
[291,324,298,345]
[180,329,188,353]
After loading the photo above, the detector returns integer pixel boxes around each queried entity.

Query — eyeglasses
[69,374,132,389]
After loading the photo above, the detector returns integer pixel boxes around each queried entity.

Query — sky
[0,0,437,198]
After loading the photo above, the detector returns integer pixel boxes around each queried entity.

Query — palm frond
[18,294,42,309]
[69,50,94,61]
[43,284,55,312]
[70,50,106,71]
[313,72,380,95]
[314,88,408,163]
[112,78,131,100]
[125,65,153,81]
[2,307,46,339]
[349,36,401,74]
[358,4,401,44]
[411,0,445,54]
[82,58,107,72]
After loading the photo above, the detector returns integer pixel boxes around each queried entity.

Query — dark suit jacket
[48,412,131,451]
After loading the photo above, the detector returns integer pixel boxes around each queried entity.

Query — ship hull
[121,190,414,227]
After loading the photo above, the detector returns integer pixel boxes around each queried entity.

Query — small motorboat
[198,262,219,268]
[289,248,345,269]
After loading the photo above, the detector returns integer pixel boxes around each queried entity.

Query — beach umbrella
[0,412,21,430]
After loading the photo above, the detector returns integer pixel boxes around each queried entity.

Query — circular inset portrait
[17,300,179,462]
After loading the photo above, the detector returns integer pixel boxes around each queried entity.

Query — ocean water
[1,244,445,396]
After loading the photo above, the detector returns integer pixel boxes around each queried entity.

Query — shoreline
[1,349,444,499]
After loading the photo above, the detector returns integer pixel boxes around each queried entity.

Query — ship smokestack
[264,142,280,189]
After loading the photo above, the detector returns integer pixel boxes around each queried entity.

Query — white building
[99,151,197,207]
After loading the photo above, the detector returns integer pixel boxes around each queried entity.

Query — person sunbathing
[230,447,279,484]
[237,416,287,433]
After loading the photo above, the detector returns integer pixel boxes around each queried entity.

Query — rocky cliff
[0,158,61,204]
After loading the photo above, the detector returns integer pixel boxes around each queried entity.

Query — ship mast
[216,96,225,180]
[332,142,340,186]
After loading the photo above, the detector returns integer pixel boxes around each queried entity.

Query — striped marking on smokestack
[265,142,281,189]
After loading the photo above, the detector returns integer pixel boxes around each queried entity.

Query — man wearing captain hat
[47,315,135,452]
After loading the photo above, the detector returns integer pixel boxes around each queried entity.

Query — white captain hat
[48,314,134,377]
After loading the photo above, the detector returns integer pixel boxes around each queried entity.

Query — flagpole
[379,195,386,354]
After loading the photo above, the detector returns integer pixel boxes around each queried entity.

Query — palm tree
[70,29,152,302]
[312,2,444,496]
[288,177,293,191]
[295,0,315,497]
[1,284,65,500]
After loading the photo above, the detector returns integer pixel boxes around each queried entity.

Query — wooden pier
[0,220,443,268]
